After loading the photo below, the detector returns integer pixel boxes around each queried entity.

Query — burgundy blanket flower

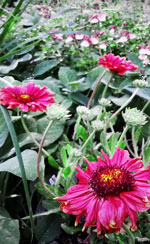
[0,82,55,112]
[56,147,150,236]
[98,54,138,75]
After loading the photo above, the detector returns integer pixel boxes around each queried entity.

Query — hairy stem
[122,223,135,244]
[88,69,107,108]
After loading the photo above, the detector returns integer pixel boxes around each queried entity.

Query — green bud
[91,120,105,131]
[122,108,147,126]
[133,79,149,88]
[46,104,70,120]
[99,98,111,107]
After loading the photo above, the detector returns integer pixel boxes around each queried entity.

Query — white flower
[117,36,128,43]
[75,33,84,40]
[80,40,90,47]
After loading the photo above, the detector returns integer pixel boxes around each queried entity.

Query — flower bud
[122,108,147,126]
[133,79,149,88]
[99,98,111,107]
[47,104,70,120]
[91,120,105,131]
[76,106,89,116]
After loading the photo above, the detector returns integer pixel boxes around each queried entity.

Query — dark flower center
[89,165,135,198]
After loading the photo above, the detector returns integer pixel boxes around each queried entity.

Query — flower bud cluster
[133,79,149,88]
[122,108,147,126]
[47,104,70,120]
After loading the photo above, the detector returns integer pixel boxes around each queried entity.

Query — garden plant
[0,0,150,243]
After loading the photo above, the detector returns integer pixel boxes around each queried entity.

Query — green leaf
[0,109,8,147]
[37,118,65,146]
[143,147,150,168]
[35,214,62,243]
[0,216,20,244]
[76,125,88,141]
[0,54,32,74]
[33,60,60,77]
[42,199,60,211]
[86,66,104,87]
[0,149,41,181]
[58,67,77,86]
[63,166,71,178]
[100,131,110,155]
[48,155,59,169]
[61,147,67,167]
[134,128,141,145]
[128,52,143,69]
[125,87,150,101]
[108,132,120,155]
[69,92,89,105]
[61,223,82,235]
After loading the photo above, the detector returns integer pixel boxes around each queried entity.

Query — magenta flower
[56,147,150,236]
[0,82,55,112]
[98,54,138,75]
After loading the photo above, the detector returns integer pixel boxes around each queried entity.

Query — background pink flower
[0,82,55,112]
[98,54,138,75]
[56,147,150,236]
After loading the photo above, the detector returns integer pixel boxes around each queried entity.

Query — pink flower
[56,147,150,236]
[0,82,55,112]
[89,35,99,45]
[98,54,138,75]
[49,29,63,41]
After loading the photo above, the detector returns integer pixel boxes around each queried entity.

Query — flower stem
[81,129,96,152]
[21,113,49,157]
[88,69,107,108]
[117,125,129,146]
[106,87,139,127]
[72,114,82,140]
[142,99,150,112]
[122,223,135,244]
[101,74,112,98]
[132,126,138,157]
[37,120,53,195]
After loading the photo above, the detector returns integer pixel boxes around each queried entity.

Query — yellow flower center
[101,169,121,183]
[20,94,30,99]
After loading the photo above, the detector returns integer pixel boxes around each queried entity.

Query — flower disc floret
[56,147,150,236]
[98,54,138,75]
[0,82,55,112]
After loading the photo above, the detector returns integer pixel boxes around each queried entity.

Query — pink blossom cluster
[89,12,107,23]
[117,30,136,43]
[49,29,106,48]
[37,6,51,19]
[138,45,150,65]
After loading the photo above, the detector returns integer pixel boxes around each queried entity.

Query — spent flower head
[133,79,149,88]
[47,103,70,120]
[122,108,147,126]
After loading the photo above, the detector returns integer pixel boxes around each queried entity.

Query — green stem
[109,88,139,123]
[117,125,129,146]
[21,113,49,157]
[142,100,150,112]
[55,168,63,196]
[37,120,53,195]
[0,105,34,235]
[81,130,96,152]
[101,74,112,98]
[88,69,107,108]
[132,126,138,157]
[72,114,82,140]
[122,223,135,244]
